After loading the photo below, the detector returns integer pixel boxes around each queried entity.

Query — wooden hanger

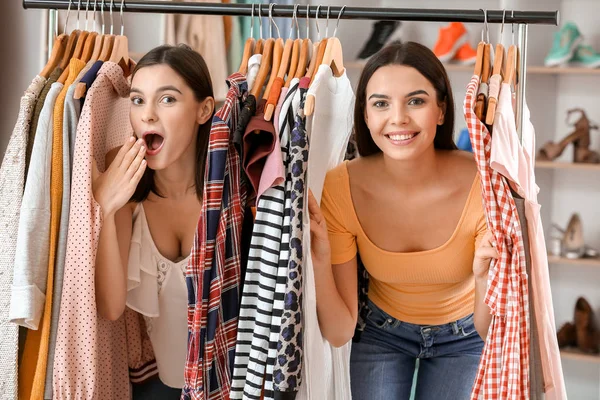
[72,30,90,60]
[57,29,80,84]
[238,38,255,75]
[250,38,274,98]
[485,43,505,125]
[263,38,284,100]
[254,39,264,55]
[98,35,115,62]
[284,38,300,88]
[109,34,129,65]
[264,38,293,121]
[293,38,311,80]
[473,42,485,78]
[90,32,104,62]
[474,42,487,120]
[40,34,67,78]
[503,44,517,86]
[81,31,97,63]
[321,36,344,77]
[308,39,328,85]
[305,37,345,116]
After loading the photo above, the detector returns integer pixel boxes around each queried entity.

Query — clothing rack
[23,0,560,139]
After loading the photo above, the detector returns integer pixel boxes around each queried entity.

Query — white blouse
[126,204,190,389]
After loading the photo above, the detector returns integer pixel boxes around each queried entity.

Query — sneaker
[433,22,468,63]
[356,21,401,60]
[452,42,478,65]
[570,44,600,68]
[544,22,583,67]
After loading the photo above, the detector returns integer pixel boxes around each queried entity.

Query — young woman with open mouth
[92,44,215,398]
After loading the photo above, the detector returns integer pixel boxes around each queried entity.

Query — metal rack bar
[23,0,559,25]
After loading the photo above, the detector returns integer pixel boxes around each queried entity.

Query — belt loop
[451,320,460,335]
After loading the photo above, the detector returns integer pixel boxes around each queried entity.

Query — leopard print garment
[273,86,310,393]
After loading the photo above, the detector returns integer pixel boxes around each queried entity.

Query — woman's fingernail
[129,136,135,142]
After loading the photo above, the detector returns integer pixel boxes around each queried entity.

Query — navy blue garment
[79,60,104,108]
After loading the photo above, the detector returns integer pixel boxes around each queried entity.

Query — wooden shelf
[346,62,600,76]
[535,161,600,170]
[548,255,600,267]
[561,348,600,363]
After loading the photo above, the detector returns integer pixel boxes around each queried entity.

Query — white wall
[0,3,46,159]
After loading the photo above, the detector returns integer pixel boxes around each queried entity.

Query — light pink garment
[53,62,155,399]
[490,83,567,400]
[255,86,288,200]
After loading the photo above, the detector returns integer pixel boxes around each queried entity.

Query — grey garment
[513,193,544,399]
[44,81,82,400]
[9,83,62,330]
[0,75,46,400]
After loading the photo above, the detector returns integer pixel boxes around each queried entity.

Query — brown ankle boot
[574,297,599,353]
[557,322,577,348]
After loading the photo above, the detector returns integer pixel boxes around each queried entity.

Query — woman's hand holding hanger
[92,136,147,217]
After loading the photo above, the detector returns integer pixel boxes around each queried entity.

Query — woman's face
[129,64,211,171]
[364,64,446,161]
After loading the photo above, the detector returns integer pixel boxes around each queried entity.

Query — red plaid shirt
[465,75,530,399]
[184,73,247,400]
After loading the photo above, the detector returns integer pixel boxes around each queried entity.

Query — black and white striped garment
[230,80,300,400]
[263,80,302,399]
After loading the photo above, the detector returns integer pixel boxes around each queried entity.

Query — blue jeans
[350,299,484,400]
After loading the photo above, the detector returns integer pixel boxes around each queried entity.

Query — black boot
[356,20,400,60]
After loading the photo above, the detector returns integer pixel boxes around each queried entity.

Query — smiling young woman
[91,44,215,397]
[307,41,499,399]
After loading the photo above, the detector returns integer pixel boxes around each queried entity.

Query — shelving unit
[561,348,600,363]
[548,255,600,267]
[345,61,600,75]
[535,161,600,170]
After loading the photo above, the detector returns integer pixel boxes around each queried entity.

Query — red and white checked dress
[464,75,531,399]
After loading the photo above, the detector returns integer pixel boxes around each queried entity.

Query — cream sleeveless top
[126,203,190,389]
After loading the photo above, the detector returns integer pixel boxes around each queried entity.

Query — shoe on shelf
[557,322,577,348]
[356,21,400,60]
[433,22,468,63]
[574,297,599,354]
[562,213,585,259]
[570,44,600,68]
[451,42,478,65]
[544,22,583,67]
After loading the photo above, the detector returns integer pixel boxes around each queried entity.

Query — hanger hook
[93,0,97,32]
[250,3,254,39]
[120,0,124,35]
[511,10,515,46]
[306,4,310,39]
[315,4,321,40]
[258,3,263,40]
[269,3,280,39]
[333,5,346,37]
[64,0,73,33]
[100,0,105,34]
[110,0,114,35]
[501,9,506,38]
[77,0,81,30]
[290,4,299,39]
[326,5,331,37]
[85,0,90,31]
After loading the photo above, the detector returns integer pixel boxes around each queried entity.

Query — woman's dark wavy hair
[354,40,457,156]
[129,44,214,202]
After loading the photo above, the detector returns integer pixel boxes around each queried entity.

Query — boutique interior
[1,0,599,399]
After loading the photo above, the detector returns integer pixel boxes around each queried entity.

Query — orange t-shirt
[321,161,487,325]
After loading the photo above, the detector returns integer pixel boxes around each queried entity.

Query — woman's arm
[95,204,134,321]
[308,190,358,347]
[314,257,358,347]
[93,138,147,320]
[473,275,492,340]
[472,230,498,341]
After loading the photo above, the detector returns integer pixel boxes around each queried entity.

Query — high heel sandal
[537,109,600,163]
